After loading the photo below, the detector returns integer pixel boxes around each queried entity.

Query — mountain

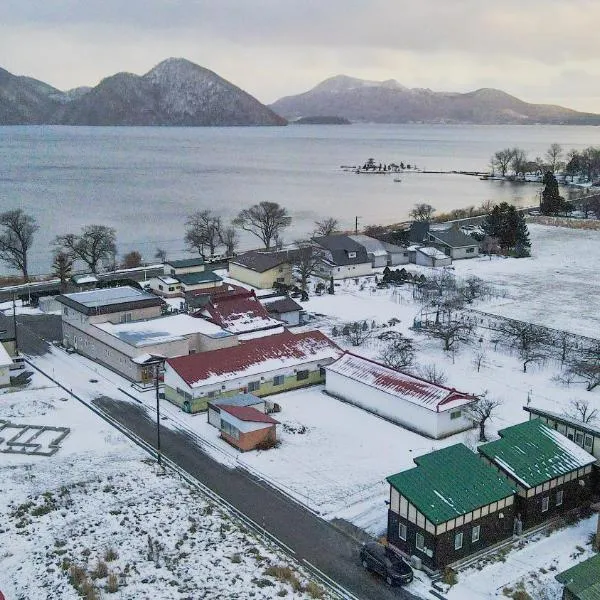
[270,75,600,125]
[0,59,286,126]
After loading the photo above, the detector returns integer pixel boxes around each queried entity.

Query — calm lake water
[0,124,598,275]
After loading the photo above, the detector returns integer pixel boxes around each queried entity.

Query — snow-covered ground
[0,375,331,600]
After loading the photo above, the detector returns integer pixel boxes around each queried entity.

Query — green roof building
[479,419,595,530]
[556,553,600,600]
[386,444,516,571]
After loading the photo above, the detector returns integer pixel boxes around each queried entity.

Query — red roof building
[217,404,280,451]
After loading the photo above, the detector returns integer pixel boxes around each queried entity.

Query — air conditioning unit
[410,555,422,570]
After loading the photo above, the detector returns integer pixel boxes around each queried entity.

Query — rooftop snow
[327,352,476,412]
[417,246,449,259]
[58,286,160,309]
[478,419,596,489]
[167,329,341,388]
[95,314,231,347]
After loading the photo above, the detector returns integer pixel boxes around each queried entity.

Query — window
[273,375,285,386]
[454,532,463,550]
[207,391,216,398]
[450,410,462,420]
[575,431,584,446]
[466,247,475,254]
[220,419,240,440]
[168,286,174,292]
[584,434,593,450]
[399,523,407,541]
[278,266,284,273]
[247,381,260,392]
[348,251,357,259]
[541,496,549,512]
[471,525,480,543]
[276,277,285,283]
[319,367,326,377]
[158,284,163,290]
[556,490,564,506]
[119,312,132,323]
[296,370,309,381]
[63,307,70,316]
[415,532,425,552]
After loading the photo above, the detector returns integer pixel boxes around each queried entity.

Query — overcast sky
[2,0,600,111]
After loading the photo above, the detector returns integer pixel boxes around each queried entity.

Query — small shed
[415,247,452,267]
[207,393,266,428]
[260,296,303,326]
[218,404,279,451]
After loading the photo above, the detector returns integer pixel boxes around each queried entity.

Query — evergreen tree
[540,171,564,215]
[481,202,530,256]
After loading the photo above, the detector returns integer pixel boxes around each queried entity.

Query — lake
[0,123,598,275]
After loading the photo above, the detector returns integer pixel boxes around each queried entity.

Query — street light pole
[12,291,18,355]
[154,360,162,466]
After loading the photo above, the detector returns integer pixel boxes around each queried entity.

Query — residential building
[478,419,595,530]
[387,444,516,571]
[164,257,206,276]
[164,329,342,413]
[555,553,600,600]
[325,352,477,439]
[184,283,246,311]
[349,235,409,267]
[312,235,373,279]
[228,250,294,289]
[260,295,304,326]
[217,404,279,452]
[207,393,266,428]
[197,289,282,335]
[56,286,236,382]
[414,247,452,267]
[147,264,222,298]
[427,227,479,259]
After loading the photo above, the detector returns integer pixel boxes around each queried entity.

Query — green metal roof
[386,444,516,525]
[177,271,223,286]
[478,419,595,489]
[556,554,600,600]
[167,257,205,268]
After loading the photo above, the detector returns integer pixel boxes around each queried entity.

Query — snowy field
[0,376,331,600]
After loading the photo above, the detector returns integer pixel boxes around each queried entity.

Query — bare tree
[51,251,73,292]
[556,331,577,364]
[565,398,599,424]
[55,225,117,274]
[567,346,600,391]
[121,250,142,269]
[185,210,222,257]
[154,248,167,263]
[472,350,486,372]
[233,202,291,250]
[480,199,495,213]
[0,209,38,282]
[466,393,503,442]
[415,363,447,385]
[511,147,528,178]
[458,276,490,304]
[379,335,415,370]
[218,225,239,257]
[426,320,473,352]
[314,217,339,237]
[491,148,515,178]
[342,321,372,347]
[519,344,547,373]
[409,203,436,222]
[545,143,564,174]
[498,321,546,372]
[292,241,322,291]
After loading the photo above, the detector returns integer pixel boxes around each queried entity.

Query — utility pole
[155,360,162,466]
[355,216,360,235]
[12,291,18,355]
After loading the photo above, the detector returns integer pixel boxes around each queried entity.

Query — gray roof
[231,250,297,273]
[428,228,478,248]
[261,296,303,314]
[166,257,205,269]
[313,235,370,266]
[409,222,430,244]
[208,393,264,410]
[56,286,163,315]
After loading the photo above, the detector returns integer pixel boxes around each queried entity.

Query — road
[9,313,422,600]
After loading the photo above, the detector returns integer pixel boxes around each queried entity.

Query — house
[312,235,372,279]
[207,393,266,428]
[408,222,430,244]
[414,247,452,267]
[349,235,409,267]
[228,250,294,289]
[555,553,600,600]
[478,419,595,531]
[164,257,206,276]
[427,227,479,259]
[146,275,182,298]
[524,406,600,468]
[325,352,477,439]
[147,266,222,298]
[197,289,282,335]
[184,283,246,311]
[259,295,304,326]
[164,329,342,413]
[0,343,12,387]
[56,286,236,382]
[176,270,223,293]
[387,444,516,571]
[217,404,279,451]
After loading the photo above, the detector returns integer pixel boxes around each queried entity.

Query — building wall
[164,360,329,413]
[388,252,410,266]
[275,310,301,327]
[450,246,479,260]
[147,278,182,298]
[325,370,474,439]
[330,262,373,280]
[415,252,452,268]
[165,264,205,276]
[181,280,222,293]
[1,339,16,357]
[221,425,276,452]
[0,364,10,387]
[61,304,162,327]
[369,253,388,268]
[228,263,292,289]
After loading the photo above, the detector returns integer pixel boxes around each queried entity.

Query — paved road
[0,312,61,355]
[93,396,419,600]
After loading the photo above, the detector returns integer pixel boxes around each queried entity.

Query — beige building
[228,250,294,289]
[57,286,237,382]
[147,258,223,297]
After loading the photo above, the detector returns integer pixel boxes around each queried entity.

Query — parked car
[359,542,413,586]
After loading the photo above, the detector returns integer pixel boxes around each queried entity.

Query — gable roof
[429,228,478,248]
[348,235,389,257]
[327,352,476,412]
[176,271,223,286]
[409,221,430,244]
[556,553,600,599]
[524,405,600,438]
[231,250,296,273]
[56,286,163,316]
[313,235,370,266]
[260,296,303,315]
[201,290,282,334]
[167,329,341,388]
[478,419,596,489]
[417,246,449,259]
[219,404,279,425]
[166,257,205,269]
[387,444,516,525]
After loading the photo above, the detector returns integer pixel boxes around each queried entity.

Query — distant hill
[292,115,351,125]
[270,75,600,125]
[0,59,286,126]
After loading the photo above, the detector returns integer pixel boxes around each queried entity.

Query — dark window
[220,419,240,440]
[296,370,309,381]
[556,490,564,506]
[542,496,549,512]
[454,532,463,550]
[415,532,425,552]
[248,381,260,392]
[319,367,326,377]
[273,375,285,386]
[466,247,475,253]
[399,523,407,541]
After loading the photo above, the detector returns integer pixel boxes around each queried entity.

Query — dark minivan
[359,542,414,586]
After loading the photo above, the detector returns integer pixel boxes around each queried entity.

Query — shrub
[442,567,458,586]
[91,560,108,579]
[106,572,119,593]
[305,581,325,598]
[255,438,280,451]
[230,553,242,564]
[69,564,87,588]
[104,547,118,562]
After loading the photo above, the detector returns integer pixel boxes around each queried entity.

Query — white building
[414,246,452,267]
[349,235,409,267]
[325,352,477,439]
[313,235,373,280]
[0,343,12,387]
